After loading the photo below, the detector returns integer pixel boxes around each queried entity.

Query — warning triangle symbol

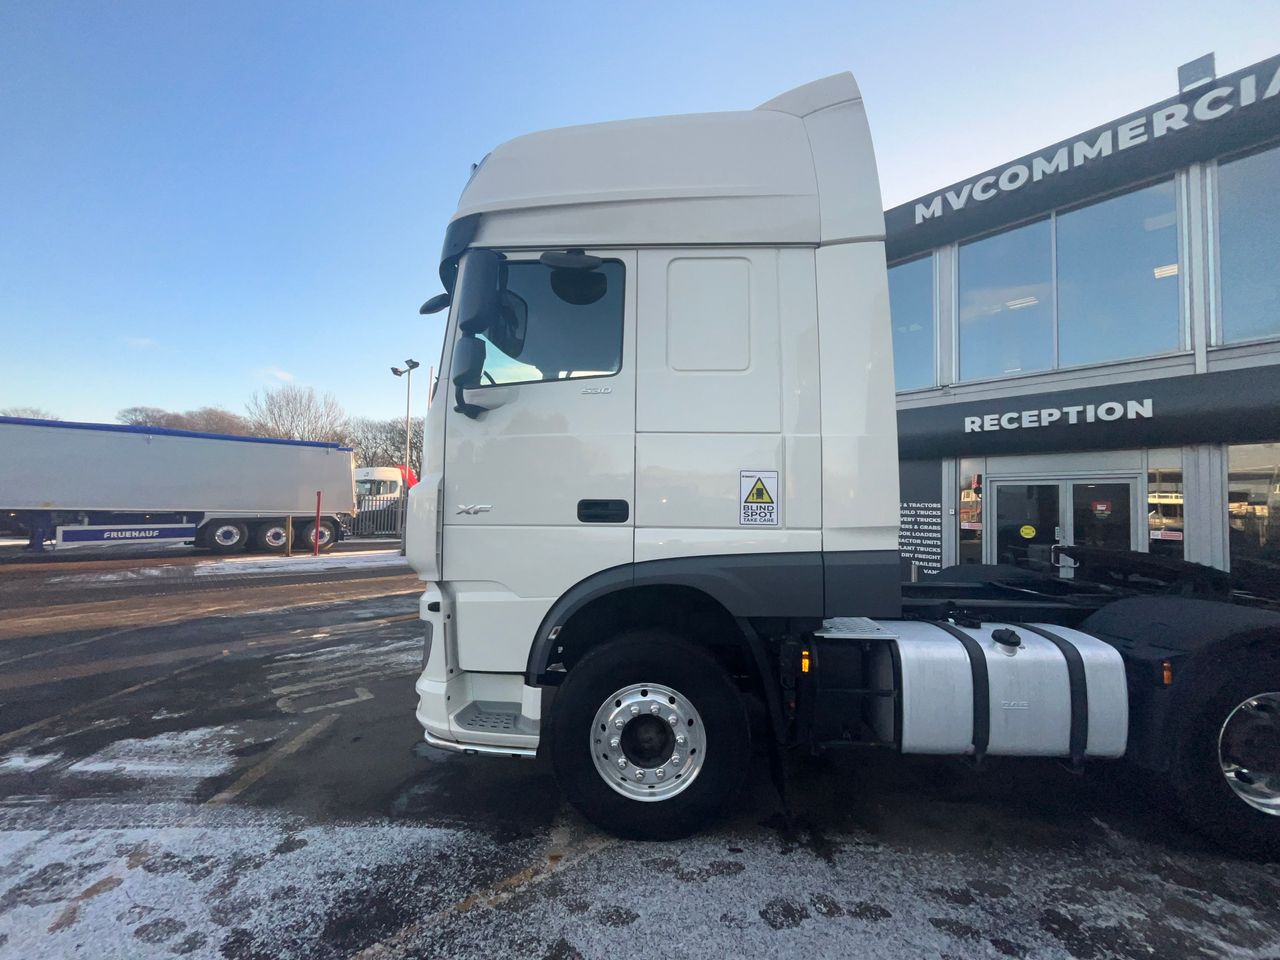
[745,477,773,504]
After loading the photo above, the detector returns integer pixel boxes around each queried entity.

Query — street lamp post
[391,359,420,550]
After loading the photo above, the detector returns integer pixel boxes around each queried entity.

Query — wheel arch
[1081,596,1280,771]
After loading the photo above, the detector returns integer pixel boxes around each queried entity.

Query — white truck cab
[406,74,1280,853]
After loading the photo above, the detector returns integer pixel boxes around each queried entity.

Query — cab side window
[478,260,625,386]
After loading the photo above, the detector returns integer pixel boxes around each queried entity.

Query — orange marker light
[1161,659,1174,686]
[801,650,811,674]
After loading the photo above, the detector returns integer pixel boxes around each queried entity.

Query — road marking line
[204,712,340,805]
[0,655,225,747]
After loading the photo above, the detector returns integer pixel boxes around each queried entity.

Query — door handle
[577,499,629,523]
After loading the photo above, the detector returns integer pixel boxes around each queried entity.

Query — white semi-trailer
[404,74,1280,857]
[0,417,356,553]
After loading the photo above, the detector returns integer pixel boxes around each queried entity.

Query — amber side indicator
[1161,659,1174,686]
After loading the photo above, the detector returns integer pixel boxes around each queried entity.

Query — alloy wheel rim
[1218,692,1280,816]
[590,683,707,802]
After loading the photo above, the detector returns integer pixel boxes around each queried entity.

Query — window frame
[1208,138,1280,348]
[460,255,627,391]
[886,251,939,392]
[946,174,1187,388]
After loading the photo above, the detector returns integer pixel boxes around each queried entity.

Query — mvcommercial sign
[885,54,1280,261]
[897,367,1280,459]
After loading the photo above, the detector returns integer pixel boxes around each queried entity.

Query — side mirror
[457,249,503,335]
[419,293,451,315]
[451,336,487,419]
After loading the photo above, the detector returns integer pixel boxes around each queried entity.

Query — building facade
[887,53,1280,597]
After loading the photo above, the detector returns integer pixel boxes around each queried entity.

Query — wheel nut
[668,715,679,726]
[630,704,640,716]
[610,737,620,749]
[616,757,628,769]
[634,769,644,781]
[656,768,665,779]
[676,735,687,746]
[650,703,660,714]
[614,718,625,729]
[671,754,681,766]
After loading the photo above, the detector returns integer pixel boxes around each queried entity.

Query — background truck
[403,73,1280,857]
[0,416,356,553]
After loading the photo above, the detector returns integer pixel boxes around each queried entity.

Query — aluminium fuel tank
[864,620,1129,759]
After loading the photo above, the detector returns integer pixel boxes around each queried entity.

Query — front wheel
[1170,650,1280,859]
[550,630,749,840]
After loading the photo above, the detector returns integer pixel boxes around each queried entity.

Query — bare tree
[1,406,58,420]
[117,405,251,435]
[117,406,172,427]
[349,417,424,475]
[245,385,350,444]
[184,407,252,435]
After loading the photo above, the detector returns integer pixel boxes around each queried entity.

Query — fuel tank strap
[1011,622,1089,766]
[927,621,989,760]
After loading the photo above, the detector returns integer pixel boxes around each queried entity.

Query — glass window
[958,458,984,565]
[888,255,935,390]
[958,219,1053,381]
[475,259,625,387]
[1057,180,1180,367]
[1228,443,1280,596]
[1147,449,1184,560]
[1219,145,1280,343]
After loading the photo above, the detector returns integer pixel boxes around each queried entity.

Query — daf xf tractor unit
[0,416,356,553]
[405,73,1280,857]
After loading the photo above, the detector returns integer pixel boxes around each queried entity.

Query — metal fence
[350,493,404,538]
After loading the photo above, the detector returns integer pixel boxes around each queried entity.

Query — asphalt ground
[0,549,1278,959]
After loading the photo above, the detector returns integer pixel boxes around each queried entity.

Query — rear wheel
[550,630,748,840]
[254,521,289,553]
[300,519,336,553]
[204,521,248,554]
[1170,650,1280,859]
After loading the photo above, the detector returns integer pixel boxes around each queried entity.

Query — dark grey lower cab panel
[526,549,904,680]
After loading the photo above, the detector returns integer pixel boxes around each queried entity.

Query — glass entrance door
[993,483,1061,573]
[990,478,1138,575]
[1070,482,1132,552]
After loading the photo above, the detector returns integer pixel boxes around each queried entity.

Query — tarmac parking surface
[1,546,1278,959]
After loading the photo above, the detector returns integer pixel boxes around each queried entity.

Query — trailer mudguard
[1081,596,1280,771]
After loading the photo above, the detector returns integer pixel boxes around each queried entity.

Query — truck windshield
[454,251,624,388]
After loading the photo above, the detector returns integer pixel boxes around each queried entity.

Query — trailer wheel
[205,521,248,554]
[550,630,748,840]
[254,522,289,553]
[300,520,336,553]
[1170,651,1280,859]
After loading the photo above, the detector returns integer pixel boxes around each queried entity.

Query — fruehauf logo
[964,398,1152,433]
[914,64,1280,225]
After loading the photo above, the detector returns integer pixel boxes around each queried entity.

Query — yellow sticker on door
[740,471,779,526]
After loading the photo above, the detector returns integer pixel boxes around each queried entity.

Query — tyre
[300,519,336,553]
[254,521,289,553]
[1170,648,1280,859]
[204,520,249,554]
[549,630,749,840]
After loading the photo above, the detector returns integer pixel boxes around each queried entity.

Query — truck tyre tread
[550,630,748,840]
[1169,646,1280,860]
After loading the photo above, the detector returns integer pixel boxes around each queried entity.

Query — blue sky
[3,2,1277,424]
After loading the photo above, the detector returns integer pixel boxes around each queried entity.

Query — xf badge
[456,504,492,515]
